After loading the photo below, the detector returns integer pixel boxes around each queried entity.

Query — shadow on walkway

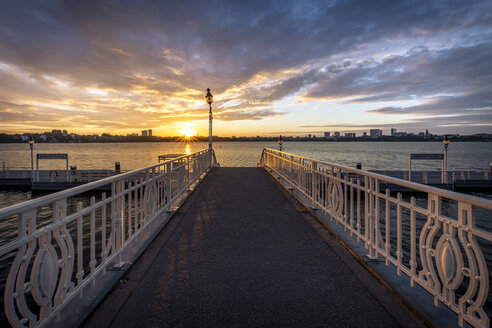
[83,167,424,328]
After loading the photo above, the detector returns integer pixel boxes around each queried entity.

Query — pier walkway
[83,168,423,328]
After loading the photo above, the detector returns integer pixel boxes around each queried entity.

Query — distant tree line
[0,130,490,143]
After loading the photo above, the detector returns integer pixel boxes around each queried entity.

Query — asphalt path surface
[83,167,425,328]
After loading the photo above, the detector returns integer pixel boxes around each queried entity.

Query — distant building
[394,132,407,137]
[334,132,340,137]
[391,128,397,136]
[362,132,367,137]
[324,132,330,138]
[370,129,382,137]
[308,134,312,138]
[345,132,356,138]
[141,130,148,137]
[148,129,152,137]
[425,129,429,137]
[127,133,139,136]
[418,132,425,136]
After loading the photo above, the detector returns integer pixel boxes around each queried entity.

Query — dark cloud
[300,112,492,133]
[216,108,286,121]
[369,92,492,115]
[0,0,491,133]
[305,42,492,102]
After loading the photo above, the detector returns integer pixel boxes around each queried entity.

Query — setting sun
[179,127,196,137]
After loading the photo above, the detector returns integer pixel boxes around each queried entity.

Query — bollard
[70,165,77,182]
[115,162,121,173]
[356,163,362,170]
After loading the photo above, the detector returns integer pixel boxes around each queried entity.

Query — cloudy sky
[0,0,491,136]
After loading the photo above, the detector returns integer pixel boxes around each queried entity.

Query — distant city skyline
[0,1,491,136]
[4,128,490,141]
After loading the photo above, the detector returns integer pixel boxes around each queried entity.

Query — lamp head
[278,135,283,145]
[443,135,450,146]
[205,88,213,105]
[28,136,34,145]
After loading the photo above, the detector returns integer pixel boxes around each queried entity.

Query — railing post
[101,192,108,274]
[396,192,402,275]
[364,176,370,250]
[167,162,173,210]
[385,189,390,265]
[367,177,375,258]
[410,196,416,286]
[312,162,317,204]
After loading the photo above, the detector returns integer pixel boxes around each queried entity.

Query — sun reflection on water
[184,144,191,155]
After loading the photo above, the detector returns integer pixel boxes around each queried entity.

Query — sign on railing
[0,149,217,328]
[410,153,444,160]
[36,154,69,159]
[409,153,445,183]
[260,148,492,328]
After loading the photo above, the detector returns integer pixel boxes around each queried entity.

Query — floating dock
[1,168,491,192]
[0,169,120,191]
[370,169,492,191]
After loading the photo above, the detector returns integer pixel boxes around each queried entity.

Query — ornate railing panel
[260,148,492,328]
[0,149,217,328]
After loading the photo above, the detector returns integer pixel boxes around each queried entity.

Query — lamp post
[278,135,283,151]
[205,88,213,150]
[28,136,34,182]
[443,135,450,183]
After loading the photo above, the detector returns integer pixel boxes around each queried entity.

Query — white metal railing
[0,149,217,328]
[372,169,492,185]
[260,148,492,328]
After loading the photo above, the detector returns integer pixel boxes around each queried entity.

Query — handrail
[0,150,210,218]
[260,147,492,328]
[0,148,216,328]
[262,148,492,209]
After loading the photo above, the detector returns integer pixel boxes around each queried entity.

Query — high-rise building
[362,132,367,137]
[324,132,330,138]
[148,129,152,137]
[334,132,340,137]
[141,130,148,137]
[345,132,356,138]
[391,128,397,136]
[370,129,382,137]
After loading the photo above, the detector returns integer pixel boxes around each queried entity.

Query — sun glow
[179,127,196,137]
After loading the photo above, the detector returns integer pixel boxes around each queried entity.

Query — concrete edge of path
[262,167,460,328]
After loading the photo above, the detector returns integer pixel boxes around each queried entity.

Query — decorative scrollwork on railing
[52,200,75,307]
[4,203,77,327]
[5,210,38,327]
[419,195,489,328]
[31,233,58,321]
[419,194,443,291]
[457,202,489,328]
[327,176,343,218]
[1,149,214,328]
[260,148,492,328]
[143,181,158,224]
